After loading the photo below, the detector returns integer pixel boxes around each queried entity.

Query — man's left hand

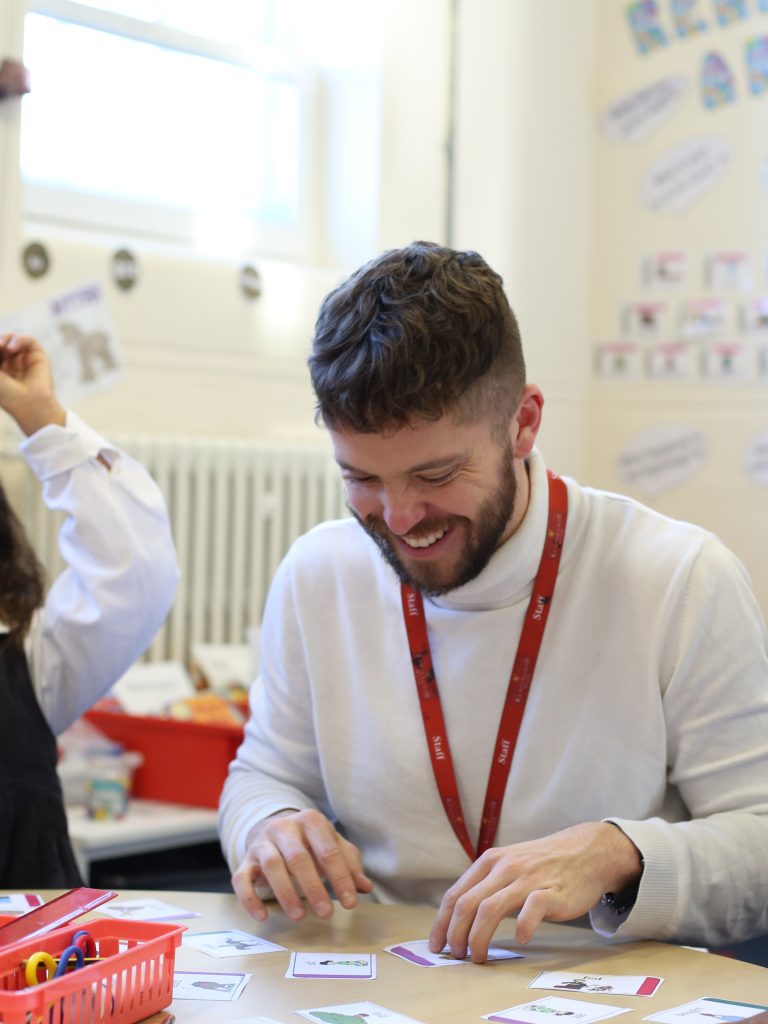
[429,821,643,963]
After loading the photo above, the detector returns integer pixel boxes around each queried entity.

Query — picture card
[485,995,632,1023]
[644,996,768,1023]
[99,897,201,921]
[286,952,376,979]
[182,929,287,958]
[295,1002,426,1024]
[0,280,123,406]
[385,939,523,967]
[172,970,250,1001]
[227,1018,284,1024]
[529,971,663,996]
[0,894,43,914]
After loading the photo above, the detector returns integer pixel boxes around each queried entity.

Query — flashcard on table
[287,952,376,979]
[295,1001,426,1024]
[99,897,201,921]
[172,970,250,1001]
[644,996,768,1023]
[0,894,43,913]
[385,939,523,967]
[183,929,287,958]
[227,1018,284,1024]
[529,971,662,996]
[484,995,632,1023]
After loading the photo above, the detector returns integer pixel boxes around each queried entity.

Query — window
[21,0,315,258]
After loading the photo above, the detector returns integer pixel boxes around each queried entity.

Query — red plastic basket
[84,708,244,808]
[0,917,184,1024]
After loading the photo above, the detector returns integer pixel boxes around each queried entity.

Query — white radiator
[2,434,346,662]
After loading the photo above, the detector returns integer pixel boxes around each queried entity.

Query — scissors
[24,930,98,986]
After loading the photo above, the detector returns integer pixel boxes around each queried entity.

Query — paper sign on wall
[706,250,753,289]
[670,0,709,39]
[643,251,690,287]
[616,425,708,497]
[678,298,729,337]
[700,341,750,381]
[745,432,768,486]
[741,297,768,332]
[642,136,731,214]
[601,77,688,142]
[626,0,668,54]
[700,52,736,109]
[622,301,668,337]
[647,341,694,379]
[595,342,643,380]
[713,0,748,27]
[746,37,768,95]
[0,281,123,406]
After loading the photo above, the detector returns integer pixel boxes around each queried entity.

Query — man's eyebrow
[336,452,470,475]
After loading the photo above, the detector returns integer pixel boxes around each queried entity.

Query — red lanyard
[400,469,568,862]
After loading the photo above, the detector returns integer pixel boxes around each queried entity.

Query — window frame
[21,0,318,260]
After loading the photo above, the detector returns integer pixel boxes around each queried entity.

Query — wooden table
[105,890,768,1023]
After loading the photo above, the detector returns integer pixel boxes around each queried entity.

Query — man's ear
[511,385,544,459]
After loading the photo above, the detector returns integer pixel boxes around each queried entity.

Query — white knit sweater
[219,450,768,947]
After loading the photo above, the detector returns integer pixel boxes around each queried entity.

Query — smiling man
[219,242,768,961]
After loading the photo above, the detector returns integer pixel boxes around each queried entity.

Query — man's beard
[352,445,518,597]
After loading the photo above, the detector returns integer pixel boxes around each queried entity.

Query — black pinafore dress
[0,640,83,887]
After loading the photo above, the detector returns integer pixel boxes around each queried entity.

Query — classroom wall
[588,0,768,615]
[2,1,767,615]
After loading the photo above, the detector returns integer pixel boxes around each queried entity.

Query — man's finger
[230,856,269,922]
[428,856,495,953]
[515,888,558,945]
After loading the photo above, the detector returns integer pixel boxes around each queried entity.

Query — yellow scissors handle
[25,951,56,986]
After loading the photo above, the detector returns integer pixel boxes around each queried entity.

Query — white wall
[588,1,768,615]
[4,0,766,613]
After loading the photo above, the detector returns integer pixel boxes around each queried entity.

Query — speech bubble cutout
[642,136,731,213]
[602,76,688,142]
[744,432,768,487]
[616,424,709,497]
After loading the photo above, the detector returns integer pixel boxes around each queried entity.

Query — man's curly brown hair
[309,241,526,439]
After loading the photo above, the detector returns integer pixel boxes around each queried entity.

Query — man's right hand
[231,808,373,923]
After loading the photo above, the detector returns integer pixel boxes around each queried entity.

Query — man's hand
[429,822,643,963]
[0,334,65,435]
[231,808,373,923]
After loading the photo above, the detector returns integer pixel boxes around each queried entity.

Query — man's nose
[380,487,425,536]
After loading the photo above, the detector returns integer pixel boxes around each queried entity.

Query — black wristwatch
[601,877,641,915]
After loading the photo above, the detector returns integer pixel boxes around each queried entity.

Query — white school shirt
[18,411,179,736]
[219,449,768,948]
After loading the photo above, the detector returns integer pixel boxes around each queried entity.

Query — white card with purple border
[385,939,523,966]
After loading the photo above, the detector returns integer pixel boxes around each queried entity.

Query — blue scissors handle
[53,944,85,978]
